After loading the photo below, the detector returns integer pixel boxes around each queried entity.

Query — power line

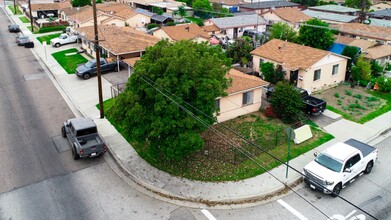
[137,73,379,219]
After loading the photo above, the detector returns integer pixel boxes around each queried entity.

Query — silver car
[16,35,30,46]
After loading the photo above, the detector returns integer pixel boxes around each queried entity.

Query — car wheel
[61,126,66,138]
[364,161,373,174]
[331,183,342,197]
[83,73,90,80]
[72,146,80,160]
[55,43,60,48]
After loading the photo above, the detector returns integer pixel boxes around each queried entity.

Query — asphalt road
[0,10,102,194]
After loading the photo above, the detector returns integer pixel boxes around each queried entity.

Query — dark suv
[8,24,20,33]
[243,29,263,39]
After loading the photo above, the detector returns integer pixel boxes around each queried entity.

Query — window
[344,154,361,170]
[313,69,321,81]
[242,91,253,105]
[332,64,339,75]
[259,58,264,69]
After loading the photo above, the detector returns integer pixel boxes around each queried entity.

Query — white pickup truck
[303,139,378,197]
[50,33,78,47]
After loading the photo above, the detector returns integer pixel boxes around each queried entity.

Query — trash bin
[24,42,34,48]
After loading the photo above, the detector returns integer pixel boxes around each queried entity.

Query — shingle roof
[308,5,359,13]
[240,1,299,9]
[135,8,155,17]
[349,39,376,50]
[68,7,100,24]
[368,8,391,18]
[251,39,330,70]
[208,14,266,29]
[334,34,355,45]
[151,14,171,22]
[226,68,268,94]
[303,9,358,22]
[364,44,391,59]
[122,57,141,67]
[369,18,391,28]
[159,23,210,41]
[60,6,90,16]
[333,23,391,41]
[31,3,60,10]
[203,24,220,32]
[271,8,311,23]
[76,25,160,55]
[96,2,137,19]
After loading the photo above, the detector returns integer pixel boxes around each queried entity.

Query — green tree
[261,62,285,84]
[344,0,371,10]
[298,18,334,50]
[269,22,298,43]
[226,37,253,66]
[341,45,360,81]
[351,55,371,85]
[71,0,91,7]
[269,82,303,123]
[370,61,383,78]
[108,40,231,161]
[291,0,318,7]
[193,0,213,18]
[178,5,187,17]
[152,6,164,15]
[177,0,192,7]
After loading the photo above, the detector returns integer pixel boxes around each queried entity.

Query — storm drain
[52,135,71,153]
[23,73,47,81]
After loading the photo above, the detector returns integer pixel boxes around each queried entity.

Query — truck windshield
[76,127,97,136]
[315,153,343,172]
[85,60,95,68]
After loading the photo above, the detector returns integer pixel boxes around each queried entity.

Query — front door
[290,70,298,86]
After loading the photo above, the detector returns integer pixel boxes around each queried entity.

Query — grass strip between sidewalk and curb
[52,48,88,74]
[8,6,22,15]
[98,99,334,182]
[19,16,30,23]
[37,33,61,45]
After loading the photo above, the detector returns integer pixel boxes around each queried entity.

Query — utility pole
[28,0,33,32]
[13,0,16,14]
[92,0,104,119]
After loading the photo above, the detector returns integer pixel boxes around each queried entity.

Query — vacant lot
[313,84,387,122]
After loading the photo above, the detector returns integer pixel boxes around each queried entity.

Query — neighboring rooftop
[30,1,71,10]
[308,5,359,13]
[364,44,391,59]
[226,68,268,94]
[303,9,358,23]
[327,42,347,55]
[207,14,266,29]
[251,39,330,70]
[333,23,391,42]
[368,8,391,19]
[60,6,90,16]
[76,25,160,55]
[240,1,299,9]
[135,8,155,17]
[369,18,391,28]
[334,34,355,45]
[269,7,311,23]
[158,23,210,41]
[208,0,249,6]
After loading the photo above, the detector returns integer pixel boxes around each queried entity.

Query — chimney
[185,26,190,31]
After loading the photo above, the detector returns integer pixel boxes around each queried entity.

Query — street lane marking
[201,209,217,220]
[277,199,308,220]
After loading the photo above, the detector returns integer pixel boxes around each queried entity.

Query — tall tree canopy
[193,0,213,18]
[108,40,232,161]
[344,0,371,11]
[269,22,298,43]
[261,62,285,84]
[269,82,303,123]
[291,0,318,7]
[298,18,334,50]
[71,0,91,7]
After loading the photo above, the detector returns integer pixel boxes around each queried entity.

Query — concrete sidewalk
[4,6,391,208]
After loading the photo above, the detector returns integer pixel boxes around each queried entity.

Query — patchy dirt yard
[312,84,386,121]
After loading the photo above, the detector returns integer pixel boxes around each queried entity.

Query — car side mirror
[314,152,318,157]
[344,168,351,173]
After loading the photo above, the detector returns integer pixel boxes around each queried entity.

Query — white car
[50,33,78,47]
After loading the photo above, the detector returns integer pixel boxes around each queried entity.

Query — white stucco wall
[217,88,263,122]
[126,14,151,28]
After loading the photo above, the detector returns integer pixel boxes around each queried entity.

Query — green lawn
[37,33,61,45]
[19,16,30,23]
[8,6,22,15]
[52,48,88,74]
[101,99,333,182]
[27,26,40,34]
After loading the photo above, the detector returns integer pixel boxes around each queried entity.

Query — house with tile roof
[59,6,89,22]
[348,39,391,66]
[30,1,71,19]
[76,25,159,62]
[153,23,210,42]
[332,23,391,45]
[261,8,311,29]
[303,9,358,24]
[239,1,300,14]
[216,68,269,122]
[203,14,267,40]
[251,39,348,92]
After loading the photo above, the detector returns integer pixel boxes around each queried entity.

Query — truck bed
[77,133,104,149]
[344,139,376,157]
[302,95,324,106]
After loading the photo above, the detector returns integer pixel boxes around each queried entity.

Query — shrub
[376,76,391,93]
[264,106,276,118]
[353,94,362,99]
[334,92,340,98]
[345,90,352,96]
[147,23,159,30]
[337,100,342,105]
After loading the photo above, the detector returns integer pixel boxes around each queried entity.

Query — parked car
[16,35,30,46]
[266,85,326,115]
[62,117,107,160]
[303,139,378,197]
[243,29,263,39]
[8,24,20,33]
[50,33,78,47]
[76,58,118,80]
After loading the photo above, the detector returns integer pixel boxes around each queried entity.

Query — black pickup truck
[266,86,326,115]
